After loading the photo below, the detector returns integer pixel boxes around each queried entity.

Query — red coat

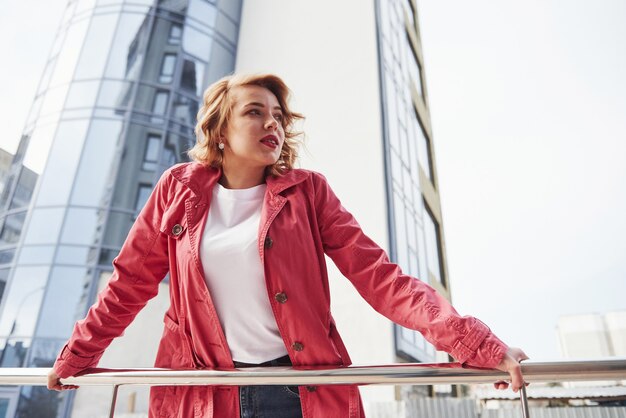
[53,162,507,417]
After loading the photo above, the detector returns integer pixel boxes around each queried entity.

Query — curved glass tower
[0,0,242,415]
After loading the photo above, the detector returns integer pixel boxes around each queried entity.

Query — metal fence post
[519,385,530,418]
[108,384,120,418]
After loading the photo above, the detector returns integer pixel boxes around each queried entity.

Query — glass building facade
[377,0,448,364]
[0,0,242,416]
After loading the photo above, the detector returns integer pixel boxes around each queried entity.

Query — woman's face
[221,85,285,172]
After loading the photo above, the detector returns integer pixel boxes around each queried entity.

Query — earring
[218,142,225,150]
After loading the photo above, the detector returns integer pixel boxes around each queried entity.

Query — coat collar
[169,162,310,197]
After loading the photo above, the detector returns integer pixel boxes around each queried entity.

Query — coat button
[264,236,273,249]
[274,292,287,304]
[292,342,304,352]
[172,224,183,236]
[306,386,317,392]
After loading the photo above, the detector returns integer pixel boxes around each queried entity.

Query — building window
[411,110,433,181]
[135,184,152,213]
[151,91,169,123]
[424,203,445,287]
[168,23,182,45]
[159,54,177,84]
[142,134,161,171]
[406,38,423,97]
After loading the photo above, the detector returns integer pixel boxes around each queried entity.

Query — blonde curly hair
[188,73,305,176]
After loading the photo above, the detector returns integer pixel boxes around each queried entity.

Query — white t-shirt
[200,182,287,363]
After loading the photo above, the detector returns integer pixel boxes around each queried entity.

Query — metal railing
[1,358,625,418]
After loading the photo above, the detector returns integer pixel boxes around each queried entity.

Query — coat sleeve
[311,172,507,368]
[53,170,173,378]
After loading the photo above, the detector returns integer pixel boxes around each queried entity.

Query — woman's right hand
[47,369,79,391]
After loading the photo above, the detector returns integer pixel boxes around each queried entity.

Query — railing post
[519,385,530,418]
[108,384,120,418]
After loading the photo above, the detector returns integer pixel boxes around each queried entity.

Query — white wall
[236,0,398,409]
[605,311,626,356]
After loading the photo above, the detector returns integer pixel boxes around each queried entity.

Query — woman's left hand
[494,347,529,392]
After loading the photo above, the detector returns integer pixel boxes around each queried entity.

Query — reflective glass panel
[0,266,49,337]
[171,94,198,127]
[60,208,102,246]
[0,249,15,265]
[406,41,423,96]
[70,119,123,206]
[188,0,217,27]
[416,225,428,284]
[385,75,399,151]
[0,212,27,247]
[0,268,9,301]
[143,134,161,171]
[151,91,169,123]
[65,80,100,109]
[168,23,182,44]
[393,192,409,271]
[17,383,64,418]
[163,131,192,166]
[97,79,133,109]
[75,0,96,15]
[105,13,146,80]
[102,211,134,247]
[215,12,238,43]
[204,43,235,85]
[424,205,443,285]
[182,26,213,59]
[22,123,58,175]
[0,338,31,367]
[48,19,89,88]
[35,267,90,338]
[55,245,96,265]
[74,13,119,80]
[221,0,242,20]
[159,54,177,83]
[11,167,39,209]
[39,84,70,117]
[35,120,89,206]
[61,108,93,119]
[23,208,65,245]
[17,246,55,265]
[409,248,419,278]
[180,57,205,96]
[98,248,118,266]
[27,339,65,369]
[49,26,66,58]
[135,184,152,212]
[26,95,44,125]
[153,91,168,115]
[413,114,432,180]
[408,117,420,183]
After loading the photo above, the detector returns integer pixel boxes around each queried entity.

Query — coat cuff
[53,345,98,378]
[466,331,508,369]
[449,318,508,368]
[449,318,490,363]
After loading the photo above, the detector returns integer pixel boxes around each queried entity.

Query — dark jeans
[236,355,303,418]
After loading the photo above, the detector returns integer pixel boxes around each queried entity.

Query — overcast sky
[1,1,625,361]
[416,0,626,359]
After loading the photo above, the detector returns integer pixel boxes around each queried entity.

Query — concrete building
[558,311,626,359]
[0,0,452,416]
[557,311,626,388]
[0,150,12,198]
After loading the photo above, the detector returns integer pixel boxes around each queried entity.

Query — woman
[48,73,527,417]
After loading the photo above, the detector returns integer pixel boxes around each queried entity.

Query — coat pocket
[156,313,195,369]
[328,314,352,365]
